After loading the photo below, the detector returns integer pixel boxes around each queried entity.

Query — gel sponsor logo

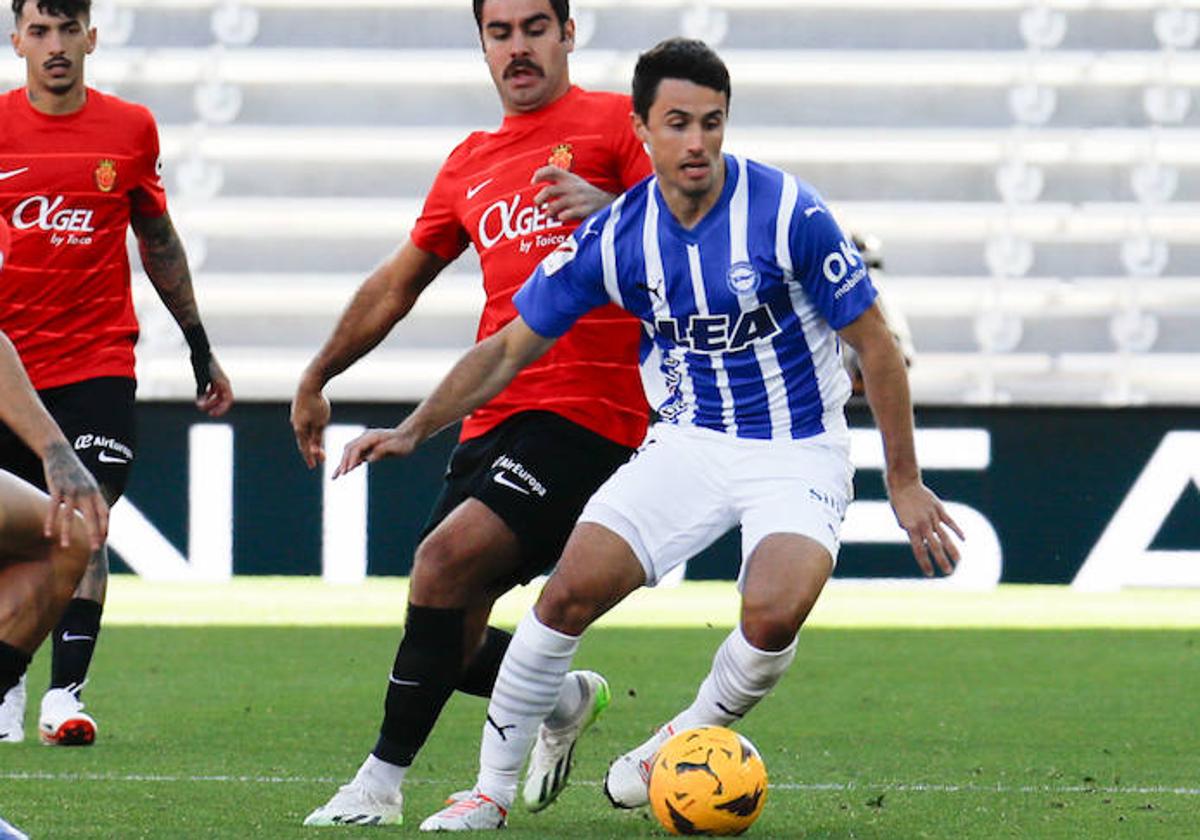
[655,305,781,353]
[12,195,96,234]
[478,194,563,250]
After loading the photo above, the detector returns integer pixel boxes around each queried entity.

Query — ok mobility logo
[103,424,1200,590]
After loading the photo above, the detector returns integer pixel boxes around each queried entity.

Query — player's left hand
[888,480,964,577]
[42,442,109,550]
[195,356,234,417]
[333,427,417,478]
[531,165,615,222]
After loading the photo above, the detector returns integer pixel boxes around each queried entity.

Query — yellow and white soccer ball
[648,725,768,836]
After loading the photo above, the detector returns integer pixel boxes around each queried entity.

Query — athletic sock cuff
[0,641,32,694]
[403,604,466,644]
[521,610,581,657]
[734,623,798,659]
[63,598,104,627]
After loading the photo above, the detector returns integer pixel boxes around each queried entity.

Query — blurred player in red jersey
[0,215,109,750]
[295,0,650,826]
[0,0,234,746]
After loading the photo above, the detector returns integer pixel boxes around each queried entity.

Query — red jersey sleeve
[130,107,168,218]
[409,144,472,262]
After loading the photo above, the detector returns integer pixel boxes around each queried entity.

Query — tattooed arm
[131,210,234,416]
[0,332,108,548]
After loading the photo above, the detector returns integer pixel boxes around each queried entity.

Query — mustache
[44,58,71,69]
[503,58,543,79]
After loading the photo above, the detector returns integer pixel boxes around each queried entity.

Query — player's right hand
[333,427,416,478]
[42,442,109,550]
[291,387,332,469]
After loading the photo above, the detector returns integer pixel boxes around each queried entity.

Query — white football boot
[38,686,96,746]
[0,676,26,744]
[419,792,507,832]
[303,777,404,827]
[603,723,677,808]
[521,670,611,812]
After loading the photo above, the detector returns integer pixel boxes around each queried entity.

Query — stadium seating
[4,0,1196,404]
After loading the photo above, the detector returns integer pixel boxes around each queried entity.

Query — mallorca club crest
[547,143,573,171]
[94,159,117,193]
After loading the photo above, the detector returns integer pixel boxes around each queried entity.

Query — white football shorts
[578,422,854,587]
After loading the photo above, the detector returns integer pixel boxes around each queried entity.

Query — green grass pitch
[1,581,1197,838]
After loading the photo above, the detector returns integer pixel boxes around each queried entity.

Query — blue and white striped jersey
[514,155,877,440]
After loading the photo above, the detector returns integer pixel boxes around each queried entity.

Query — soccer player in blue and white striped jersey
[335,38,963,831]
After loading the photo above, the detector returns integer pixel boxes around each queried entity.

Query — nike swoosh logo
[61,631,95,642]
[0,167,29,181]
[492,472,530,495]
[388,675,420,687]
[96,452,129,464]
[466,178,494,200]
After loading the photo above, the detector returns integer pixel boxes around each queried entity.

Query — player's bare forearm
[132,211,204,330]
[0,331,69,458]
[405,320,551,440]
[841,305,918,490]
[334,318,553,477]
[300,240,448,390]
[841,305,962,575]
[1,334,108,546]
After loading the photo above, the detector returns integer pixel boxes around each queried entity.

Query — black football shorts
[423,410,636,583]
[0,376,137,501]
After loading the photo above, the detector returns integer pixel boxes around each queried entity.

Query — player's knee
[533,581,599,636]
[410,534,477,604]
[51,524,91,597]
[740,609,801,652]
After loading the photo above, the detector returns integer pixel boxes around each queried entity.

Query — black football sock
[50,598,103,694]
[457,625,513,698]
[0,641,31,698]
[372,604,466,768]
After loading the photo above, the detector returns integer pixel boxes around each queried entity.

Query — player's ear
[86,26,97,55]
[561,17,575,51]
[631,111,650,147]
[11,31,22,57]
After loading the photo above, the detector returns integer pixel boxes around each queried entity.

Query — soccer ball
[648,726,768,836]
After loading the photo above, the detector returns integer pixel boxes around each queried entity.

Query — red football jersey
[411,86,652,447]
[0,87,168,390]
[0,216,9,274]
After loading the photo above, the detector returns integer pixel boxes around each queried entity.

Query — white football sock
[669,625,797,732]
[356,753,406,796]
[476,610,580,808]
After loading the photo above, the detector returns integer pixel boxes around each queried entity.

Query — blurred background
[4,0,1197,589]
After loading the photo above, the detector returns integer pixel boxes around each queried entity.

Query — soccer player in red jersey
[0,215,109,751]
[0,0,233,745]
[295,0,650,826]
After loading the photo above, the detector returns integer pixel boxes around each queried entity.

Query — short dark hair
[13,0,91,23]
[473,0,568,31]
[632,38,731,122]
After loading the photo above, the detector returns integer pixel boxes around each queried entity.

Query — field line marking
[3,772,1198,796]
